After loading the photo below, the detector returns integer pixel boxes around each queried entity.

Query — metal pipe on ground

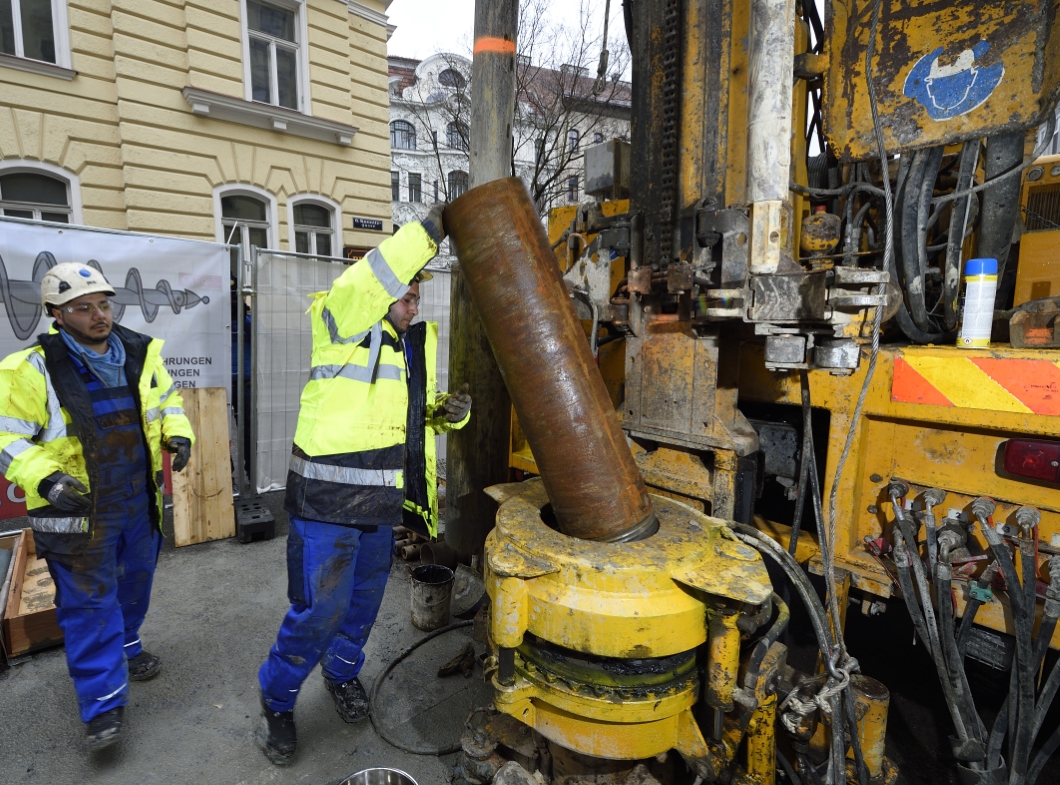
[445,177,657,542]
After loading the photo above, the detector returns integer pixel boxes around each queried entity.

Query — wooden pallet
[172,388,235,547]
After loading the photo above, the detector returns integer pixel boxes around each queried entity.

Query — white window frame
[239,0,311,114]
[213,183,278,253]
[0,0,72,69]
[287,193,342,258]
[0,160,82,224]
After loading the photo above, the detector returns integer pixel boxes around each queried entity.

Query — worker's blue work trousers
[37,473,160,723]
[258,517,394,712]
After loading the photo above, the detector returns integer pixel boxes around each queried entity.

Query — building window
[567,176,578,202]
[391,171,400,202]
[293,202,333,257]
[408,173,422,203]
[390,120,416,150]
[0,0,68,65]
[446,122,469,152]
[594,132,605,143]
[243,0,302,111]
[0,171,71,222]
[535,138,546,166]
[448,170,468,199]
[438,68,466,89]
[567,129,579,153]
[433,180,438,201]
[222,193,271,272]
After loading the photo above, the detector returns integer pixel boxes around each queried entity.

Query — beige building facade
[0,0,394,263]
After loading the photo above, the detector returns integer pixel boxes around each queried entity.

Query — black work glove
[422,203,447,244]
[444,383,472,423]
[38,472,91,513]
[165,437,192,473]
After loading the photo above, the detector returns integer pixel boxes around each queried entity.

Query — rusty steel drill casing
[445,177,656,542]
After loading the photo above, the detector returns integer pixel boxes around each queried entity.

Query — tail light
[1002,439,1060,484]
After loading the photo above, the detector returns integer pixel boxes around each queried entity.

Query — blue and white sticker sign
[904,41,1004,121]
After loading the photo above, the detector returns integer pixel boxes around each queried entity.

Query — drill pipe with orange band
[445,178,656,542]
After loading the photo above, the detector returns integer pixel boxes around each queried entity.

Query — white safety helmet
[40,263,116,311]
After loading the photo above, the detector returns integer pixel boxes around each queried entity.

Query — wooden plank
[172,388,235,547]
[18,552,54,616]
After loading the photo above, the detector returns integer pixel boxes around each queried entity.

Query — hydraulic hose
[369,620,474,755]
[1029,557,1060,743]
[788,370,814,557]
[748,592,790,676]
[732,525,836,658]
[957,561,999,659]
[943,141,980,330]
[973,501,1035,778]
[935,560,988,747]
[1011,525,1041,775]
[843,683,872,785]
[733,526,869,785]
[894,146,946,335]
[777,749,803,785]
[892,529,974,749]
[891,492,943,663]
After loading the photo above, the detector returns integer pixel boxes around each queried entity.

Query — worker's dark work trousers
[258,517,393,712]
[34,362,159,724]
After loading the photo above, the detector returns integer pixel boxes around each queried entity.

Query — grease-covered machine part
[445,177,656,542]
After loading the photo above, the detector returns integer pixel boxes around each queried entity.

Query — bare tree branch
[389,0,630,217]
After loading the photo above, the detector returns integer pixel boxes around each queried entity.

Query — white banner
[0,218,230,392]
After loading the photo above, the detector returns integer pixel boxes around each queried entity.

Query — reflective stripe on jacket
[0,323,195,534]
[284,222,468,536]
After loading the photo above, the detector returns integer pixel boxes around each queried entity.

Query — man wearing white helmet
[0,262,195,752]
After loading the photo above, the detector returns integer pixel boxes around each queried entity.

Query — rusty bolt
[867,505,879,515]
[870,473,883,483]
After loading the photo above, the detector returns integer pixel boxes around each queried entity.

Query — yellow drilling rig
[442,2,1060,784]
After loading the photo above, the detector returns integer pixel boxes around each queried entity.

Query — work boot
[127,650,162,682]
[85,706,124,752]
[257,695,296,765]
[324,676,370,723]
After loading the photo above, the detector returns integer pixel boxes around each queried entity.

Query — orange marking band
[474,36,516,55]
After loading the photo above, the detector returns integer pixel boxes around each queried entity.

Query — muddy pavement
[0,492,491,785]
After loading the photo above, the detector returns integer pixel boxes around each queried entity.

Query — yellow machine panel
[824,1,1060,161]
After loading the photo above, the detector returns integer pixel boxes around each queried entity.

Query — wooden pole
[445,0,519,560]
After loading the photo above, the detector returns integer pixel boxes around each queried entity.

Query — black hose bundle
[887,492,1060,783]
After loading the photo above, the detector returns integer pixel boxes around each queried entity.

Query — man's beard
[62,320,112,347]
[385,313,408,335]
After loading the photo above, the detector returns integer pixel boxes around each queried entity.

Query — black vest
[36,324,161,525]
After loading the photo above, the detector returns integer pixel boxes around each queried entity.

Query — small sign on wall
[353,217,384,232]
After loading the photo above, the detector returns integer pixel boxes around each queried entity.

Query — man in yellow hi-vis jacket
[257,207,471,765]
[0,263,194,752]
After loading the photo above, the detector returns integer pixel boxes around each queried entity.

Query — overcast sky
[387,0,614,61]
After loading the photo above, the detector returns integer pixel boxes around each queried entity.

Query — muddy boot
[85,706,124,752]
[257,695,296,765]
[324,676,369,723]
[127,650,162,682]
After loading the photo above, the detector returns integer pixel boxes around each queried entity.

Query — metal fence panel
[250,255,454,493]
[252,250,345,493]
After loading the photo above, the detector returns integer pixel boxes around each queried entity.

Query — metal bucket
[340,768,418,785]
[410,564,454,631]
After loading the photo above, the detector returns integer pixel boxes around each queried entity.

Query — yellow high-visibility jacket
[284,221,468,538]
[0,323,194,534]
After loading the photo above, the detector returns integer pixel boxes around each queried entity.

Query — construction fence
[242,248,452,495]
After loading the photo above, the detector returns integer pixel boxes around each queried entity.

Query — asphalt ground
[1,493,1058,785]
[0,492,491,785]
